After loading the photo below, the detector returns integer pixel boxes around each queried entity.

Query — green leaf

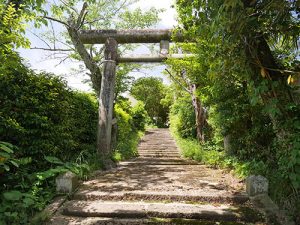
[18,157,32,165]
[0,144,14,153]
[0,141,14,149]
[44,156,64,165]
[23,197,35,206]
[10,160,19,167]
[3,164,10,171]
[0,152,11,159]
[3,190,23,201]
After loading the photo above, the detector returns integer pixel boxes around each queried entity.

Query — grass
[113,130,144,162]
[170,128,261,179]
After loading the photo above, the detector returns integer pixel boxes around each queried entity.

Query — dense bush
[0,64,98,224]
[0,66,98,163]
[113,99,148,161]
[170,94,196,139]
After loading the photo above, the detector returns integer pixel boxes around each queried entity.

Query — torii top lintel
[78,29,184,44]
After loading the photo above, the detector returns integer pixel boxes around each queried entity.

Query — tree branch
[76,2,88,28]
[67,15,101,92]
[44,16,70,27]
[165,69,191,94]
[27,30,51,49]
[30,47,73,51]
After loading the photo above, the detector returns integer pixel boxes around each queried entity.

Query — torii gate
[78,29,190,168]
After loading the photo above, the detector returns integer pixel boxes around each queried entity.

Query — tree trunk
[67,24,102,93]
[242,1,295,137]
[111,117,118,151]
[190,84,206,143]
[97,38,118,169]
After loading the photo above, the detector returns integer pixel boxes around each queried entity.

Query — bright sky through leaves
[19,0,177,92]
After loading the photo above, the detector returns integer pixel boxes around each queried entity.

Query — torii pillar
[97,38,118,169]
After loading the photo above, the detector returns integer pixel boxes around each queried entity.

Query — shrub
[0,64,98,224]
[113,99,147,161]
[170,95,196,139]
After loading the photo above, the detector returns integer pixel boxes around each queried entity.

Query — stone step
[138,153,180,157]
[141,135,174,138]
[119,158,198,165]
[138,157,182,160]
[138,151,179,154]
[138,150,178,152]
[62,200,262,223]
[141,143,175,145]
[138,149,178,151]
[138,153,179,156]
[139,143,177,146]
[138,150,179,152]
[138,155,180,158]
[73,190,249,204]
[141,138,173,141]
[139,145,177,148]
[47,216,258,225]
[138,146,178,149]
[140,140,176,143]
[141,136,173,139]
[140,137,176,143]
[138,148,178,151]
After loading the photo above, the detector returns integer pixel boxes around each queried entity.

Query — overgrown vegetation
[113,99,149,161]
[0,62,98,224]
[167,0,300,222]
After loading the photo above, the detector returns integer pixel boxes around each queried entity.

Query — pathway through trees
[47,129,266,224]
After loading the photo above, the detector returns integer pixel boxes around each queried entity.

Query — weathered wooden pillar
[97,38,118,169]
[160,40,169,55]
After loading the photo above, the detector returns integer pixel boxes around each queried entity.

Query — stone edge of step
[72,191,249,204]
[46,215,253,225]
[61,200,263,223]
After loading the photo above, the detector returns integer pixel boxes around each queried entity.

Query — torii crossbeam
[78,29,182,44]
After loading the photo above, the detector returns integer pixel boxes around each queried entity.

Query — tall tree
[173,0,300,220]
[165,60,207,143]
[130,77,170,127]
[31,0,162,167]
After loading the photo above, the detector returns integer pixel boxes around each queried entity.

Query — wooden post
[160,40,169,55]
[97,38,118,169]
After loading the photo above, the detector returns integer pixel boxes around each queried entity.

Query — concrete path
[47,128,266,224]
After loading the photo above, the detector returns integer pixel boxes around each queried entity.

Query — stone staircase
[47,128,266,225]
[137,129,180,159]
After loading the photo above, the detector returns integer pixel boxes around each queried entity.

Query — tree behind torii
[34,0,162,93]
[33,0,163,167]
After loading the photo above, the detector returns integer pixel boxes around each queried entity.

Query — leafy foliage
[113,99,148,161]
[170,94,196,138]
[0,65,98,163]
[130,77,170,127]
[169,0,300,221]
[0,62,98,224]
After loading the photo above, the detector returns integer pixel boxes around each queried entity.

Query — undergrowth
[170,128,263,179]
